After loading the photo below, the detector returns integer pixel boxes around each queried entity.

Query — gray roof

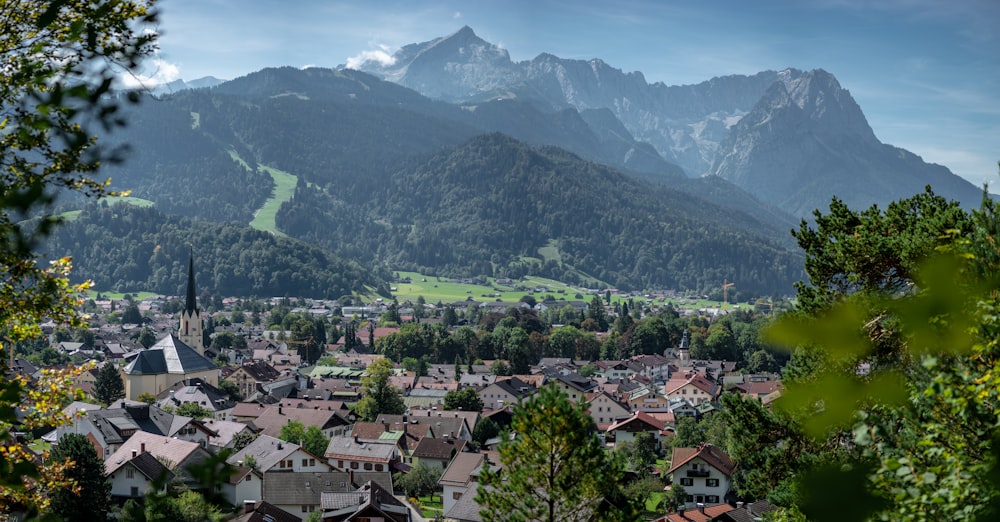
[445,485,486,522]
[127,451,175,482]
[324,435,397,462]
[124,334,216,375]
[262,471,352,506]
[227,434,299,472]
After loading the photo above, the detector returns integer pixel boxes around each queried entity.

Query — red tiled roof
[667,443,735,477]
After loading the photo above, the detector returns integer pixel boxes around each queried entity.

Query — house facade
[667,444,735,508]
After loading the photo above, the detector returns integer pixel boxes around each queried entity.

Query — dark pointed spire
[185,251,198,315]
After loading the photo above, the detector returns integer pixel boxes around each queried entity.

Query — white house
[104,431,211,498]
[666,443,735,508]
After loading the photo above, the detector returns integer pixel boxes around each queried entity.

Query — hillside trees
[0,0,157,513]
[477,384,642,521]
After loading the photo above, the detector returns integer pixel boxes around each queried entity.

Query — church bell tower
[178,253,205,355]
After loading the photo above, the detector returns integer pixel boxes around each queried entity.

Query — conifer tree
[49,433,112,521]
[94,362,125,405]
[477,384,641,521]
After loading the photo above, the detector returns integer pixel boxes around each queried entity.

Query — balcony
[686,469,710,477]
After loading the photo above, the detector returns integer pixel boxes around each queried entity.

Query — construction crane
[722,279,735,311]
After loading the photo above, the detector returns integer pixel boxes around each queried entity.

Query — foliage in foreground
[764,187,1000,521]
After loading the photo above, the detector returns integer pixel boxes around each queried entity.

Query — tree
[443,387,484,412]
[442,306,458,327]
[615,431,658,473]
[176,402,212,420]
[121,301,143,325]
[790,187,970,313]
[231,430,257,452]
[757,189,1000,520]
[48,433,111,521]
[218,379,241,401]
[489,360,511,376]
[477,384,641,521]
[278,421,329,457]
[136,326,157,348]
[394,462,442,499]
[587,295,609,331]
[211,331,235,350]
[94,362,125,405]
[473,417,500,447]
[354,358,406,422]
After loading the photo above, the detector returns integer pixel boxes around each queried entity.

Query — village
[9,258,784,522]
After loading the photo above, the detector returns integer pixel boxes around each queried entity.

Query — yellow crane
[722,279,735,311]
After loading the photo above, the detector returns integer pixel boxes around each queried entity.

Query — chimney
[278,405,283,415]
[737,501,744,509]
[131,450,137,458]
[140,443,145,453]
[243,500,256,514]
[697,503,705,514]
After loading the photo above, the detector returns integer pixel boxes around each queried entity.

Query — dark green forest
[41,204,381,298]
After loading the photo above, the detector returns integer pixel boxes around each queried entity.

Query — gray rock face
[352,27,986,217]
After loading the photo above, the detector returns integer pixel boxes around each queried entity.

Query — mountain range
[43,27,983,298]
[354,26,986,217]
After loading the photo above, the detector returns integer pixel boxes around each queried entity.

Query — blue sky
[147,0,999,186]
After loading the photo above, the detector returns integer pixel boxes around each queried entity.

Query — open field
[249,164,297,236]
[388,271,747,311]
[87,290,159,301]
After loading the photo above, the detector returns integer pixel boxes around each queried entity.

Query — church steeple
[178,251,205,355]
[185,252,198,315]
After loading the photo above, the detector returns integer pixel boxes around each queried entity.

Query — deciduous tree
[443,387,484,412]
[354,358,405,422]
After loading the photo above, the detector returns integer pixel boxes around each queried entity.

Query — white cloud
[453,11,462,19]
[345,49,396,70]
[118,57,181,89]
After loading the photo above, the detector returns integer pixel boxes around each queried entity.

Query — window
[680,478,693,486]
[125,467,134,479]
[364,462,372,470]
[707,495,720,503]
[338,460,344,468]
[286,459,293,468]
[453,491,463,500]
[309,458,315,467]
[685,495,693,503]
[706,478,719,487]
[351,462,359,469]
[302,458,308,467]
[279,460,286,469]
[130,487,139,497]
[375,464,383,471]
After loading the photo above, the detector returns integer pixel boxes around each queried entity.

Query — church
[123,255,218,400]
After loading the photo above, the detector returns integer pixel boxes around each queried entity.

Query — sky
[145,0,999,186]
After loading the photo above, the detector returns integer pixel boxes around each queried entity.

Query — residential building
[667,443,735,508]
[104,431,211,497]
[478,377,536,410]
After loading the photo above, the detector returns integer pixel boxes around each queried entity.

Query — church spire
[185,251,198,315]
[179,251,204,355]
